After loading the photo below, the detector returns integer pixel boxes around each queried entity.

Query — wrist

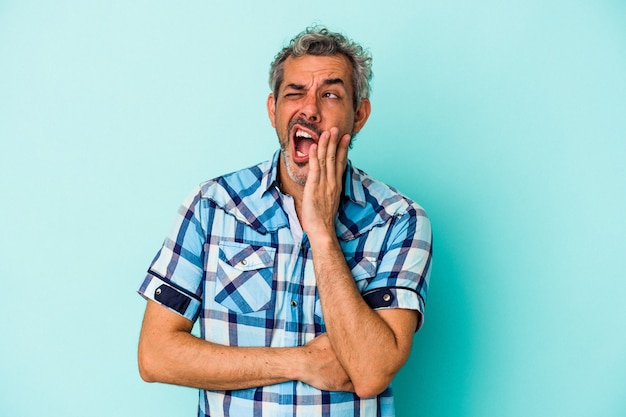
[281,346,306,382]
[306,228,339,249]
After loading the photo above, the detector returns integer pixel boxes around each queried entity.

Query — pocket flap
[218,241,275,271]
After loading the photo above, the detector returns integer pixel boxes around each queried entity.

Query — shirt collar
[264,150,366,206]
[261,150,281,195]
[343,159,367,207]
[210,150,404,240]
[336,159,411,241]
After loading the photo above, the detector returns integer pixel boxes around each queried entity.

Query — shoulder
[338,164,429,240]
[188,158,284,232]
[352,165,428,220]
[198,159,272,200]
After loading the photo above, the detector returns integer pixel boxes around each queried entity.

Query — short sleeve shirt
[138,151,432,417]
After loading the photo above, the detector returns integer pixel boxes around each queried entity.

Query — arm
[138,299,354,392]
[302,129,420,398]
[139,188,354,392]
[309,238,418,398]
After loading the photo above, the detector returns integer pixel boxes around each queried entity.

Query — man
[138,26,432,417]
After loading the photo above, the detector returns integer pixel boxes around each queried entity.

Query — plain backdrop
[1,1,625,416]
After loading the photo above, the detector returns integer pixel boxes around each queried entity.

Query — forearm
[297,126,417,397]
[139,330,296,390]
[138,300,353,392]
[138,300,299,390]
[309,235,414,397]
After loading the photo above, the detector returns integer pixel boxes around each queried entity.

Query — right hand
[298,333,354,392]
[300,127,351,241]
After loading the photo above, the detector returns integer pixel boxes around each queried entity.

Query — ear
[352,98,371,134]
[266,93,276,128]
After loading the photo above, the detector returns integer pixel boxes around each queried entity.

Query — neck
[277,158,305,217]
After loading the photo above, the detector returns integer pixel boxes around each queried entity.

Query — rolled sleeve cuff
[363,287,426,331]
[138,273,201,322]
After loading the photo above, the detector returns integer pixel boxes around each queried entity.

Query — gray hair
[269,26,373,109]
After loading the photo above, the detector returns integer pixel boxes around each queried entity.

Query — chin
[282,151,308,186]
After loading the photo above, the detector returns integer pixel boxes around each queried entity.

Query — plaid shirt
[138,151,432,417]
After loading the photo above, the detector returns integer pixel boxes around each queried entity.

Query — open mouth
[292,126,318,163]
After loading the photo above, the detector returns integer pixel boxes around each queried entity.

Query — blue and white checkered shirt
[138,150,432,417]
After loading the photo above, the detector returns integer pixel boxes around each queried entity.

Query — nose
[300,93,320,122]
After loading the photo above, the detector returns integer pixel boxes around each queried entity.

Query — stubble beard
[276,118,356,187]
[280,139,307,186]
[278,117,321,187]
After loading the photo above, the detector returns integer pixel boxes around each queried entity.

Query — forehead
[281,54,353,86]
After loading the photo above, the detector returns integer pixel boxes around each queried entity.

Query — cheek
[278,112,296,135]
[326,106,354,127]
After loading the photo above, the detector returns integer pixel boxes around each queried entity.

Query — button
[291,301,298,307]
[363,289,394,309]
[155,288,162,296]
[241,259,247,265]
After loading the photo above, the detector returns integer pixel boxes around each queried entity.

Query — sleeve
[137,187,206,322]
[362,204,432,331]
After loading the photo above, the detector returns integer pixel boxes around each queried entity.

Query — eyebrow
[285,83,306,91]
[284,78,346,91]
[323,78,345,87]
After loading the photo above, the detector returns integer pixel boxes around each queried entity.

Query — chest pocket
[214,241,276,314]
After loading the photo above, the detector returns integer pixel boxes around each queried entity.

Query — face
[267,54,370,188]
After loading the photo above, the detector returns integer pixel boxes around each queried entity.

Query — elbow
[354,381,391,399]
[352,341,413,398]
[137,343,160,383]
[352,374,394,399]
[351,357,407,398]
[138,360,156,383]
[138,357,155,383]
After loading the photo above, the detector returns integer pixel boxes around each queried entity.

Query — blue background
[1,1,625,416]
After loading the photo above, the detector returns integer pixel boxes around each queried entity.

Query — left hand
[301,127,351,238]
[298,333,354,392]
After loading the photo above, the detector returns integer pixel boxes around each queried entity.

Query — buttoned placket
[276,191,312,407]
[279,192,308,348]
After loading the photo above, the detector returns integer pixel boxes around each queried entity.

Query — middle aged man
[138,26,432,417]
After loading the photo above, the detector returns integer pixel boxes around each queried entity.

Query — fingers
[315,130,330,168]
[335,133,351,183]
[307,142,320,183]
[301,128,350,236]
[302,334,354,392]
[310,127,350,184]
